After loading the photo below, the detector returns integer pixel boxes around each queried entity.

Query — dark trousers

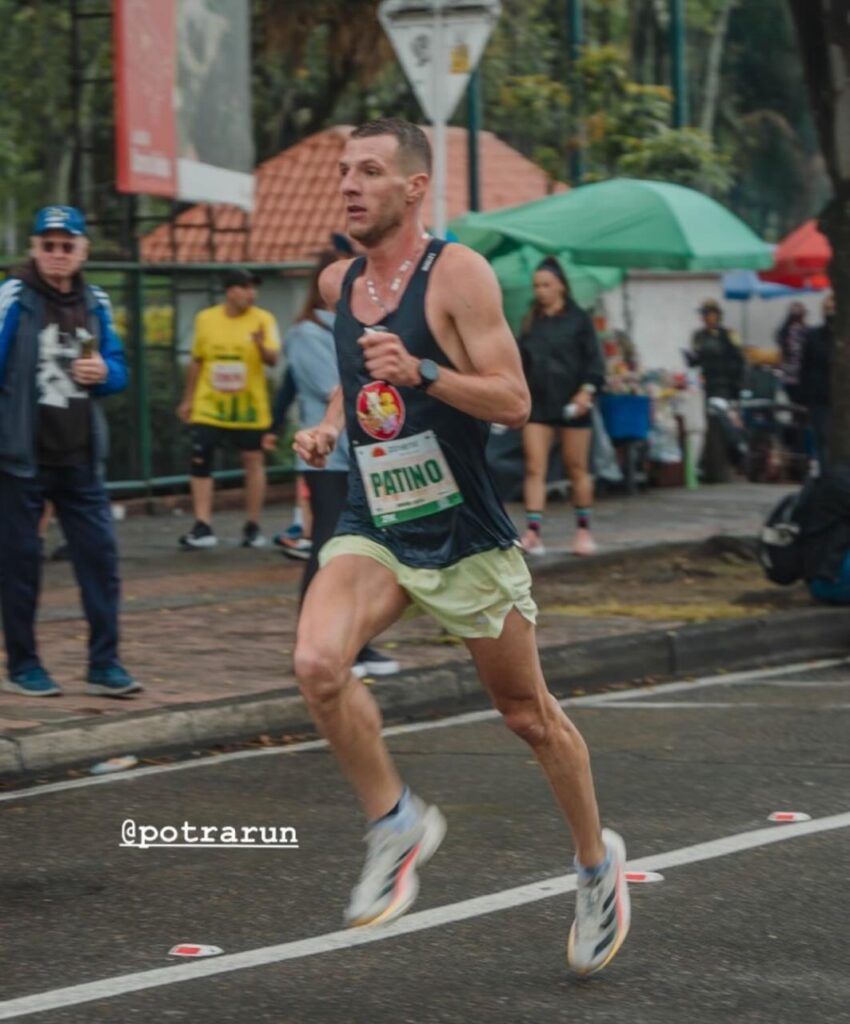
[0,465,121,675]
[299,471,349,606]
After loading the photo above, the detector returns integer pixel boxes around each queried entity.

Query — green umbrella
[451,178,773,271]
[488,243,622,333]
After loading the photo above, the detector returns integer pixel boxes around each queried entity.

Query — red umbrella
[760,219,831,289]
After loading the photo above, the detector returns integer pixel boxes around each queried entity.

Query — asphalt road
[1,661,849,1023]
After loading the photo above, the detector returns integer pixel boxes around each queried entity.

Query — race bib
[355,430,464,527]
[211,362,247,393]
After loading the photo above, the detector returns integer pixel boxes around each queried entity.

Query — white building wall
[602,271,830,370]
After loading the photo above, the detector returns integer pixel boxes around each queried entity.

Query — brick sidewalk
[1,482,794,737]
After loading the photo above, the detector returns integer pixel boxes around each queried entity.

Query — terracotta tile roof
[141,125,565,264]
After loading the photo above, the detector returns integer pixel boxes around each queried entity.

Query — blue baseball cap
[32,205,87,236]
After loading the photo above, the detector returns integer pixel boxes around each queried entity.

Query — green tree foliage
[0,0,818,256]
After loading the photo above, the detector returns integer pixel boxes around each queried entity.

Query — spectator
[266,252,399,678]
[776,300,808,403]
[0,205,140,697]
[688,298,745,400]
[516,257,605,557]
[687,298,747,482]
[177,269,281,549]
[799,293,835,464]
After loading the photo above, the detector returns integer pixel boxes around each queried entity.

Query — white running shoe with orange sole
[567,828,631,975]
[345,799,447,928]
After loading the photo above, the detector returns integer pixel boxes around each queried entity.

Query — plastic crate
[599,394,652,441]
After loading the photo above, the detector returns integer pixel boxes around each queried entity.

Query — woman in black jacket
[517,258,605,556]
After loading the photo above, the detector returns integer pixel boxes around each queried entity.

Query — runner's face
[339,136,414,245]
[31,231,88,284]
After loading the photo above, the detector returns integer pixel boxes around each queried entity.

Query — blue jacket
[281,310,350,473]
[0,275,129,477]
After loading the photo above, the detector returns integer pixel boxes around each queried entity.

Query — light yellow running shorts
[319,535,538,640]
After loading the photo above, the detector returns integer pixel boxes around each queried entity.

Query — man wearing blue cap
[0,205,141,697]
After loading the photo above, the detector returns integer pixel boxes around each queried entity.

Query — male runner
[293,118,629,975]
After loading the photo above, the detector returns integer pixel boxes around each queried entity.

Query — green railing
[2,259,313,503]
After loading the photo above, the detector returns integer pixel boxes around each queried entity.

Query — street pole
[568,0,585,185]
[670,0,688,128]
[467,68,482,211]
[432,4,448,237]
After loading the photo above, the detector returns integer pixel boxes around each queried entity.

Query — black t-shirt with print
[16,261,92,467]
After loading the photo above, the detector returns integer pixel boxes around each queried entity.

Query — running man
[293,118,629,975]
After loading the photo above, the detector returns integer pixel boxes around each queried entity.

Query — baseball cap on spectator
[222,268,260,289]
[33,205,87,236]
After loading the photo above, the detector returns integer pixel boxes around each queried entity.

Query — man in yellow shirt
[177,269,281,549]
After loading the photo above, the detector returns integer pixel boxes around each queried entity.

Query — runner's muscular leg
[294,555,411,821]
[465,609,606,867]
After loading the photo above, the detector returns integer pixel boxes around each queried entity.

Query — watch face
[420,359,438,385]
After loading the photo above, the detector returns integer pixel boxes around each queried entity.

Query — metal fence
[2,259,313,500]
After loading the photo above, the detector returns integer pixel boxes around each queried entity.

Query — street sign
[378,0,501,123]
[378,1,502,237]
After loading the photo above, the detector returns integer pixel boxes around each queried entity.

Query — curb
[1,606,846,779]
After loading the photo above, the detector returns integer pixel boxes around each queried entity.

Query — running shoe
[345,797,447,928]
[277,536,312,561]
[178,520,217,550]
[2,667,62,697]
[353,646,400,678]
[241,521,267,548]
[572,528,597,557]
[567,828,630,975]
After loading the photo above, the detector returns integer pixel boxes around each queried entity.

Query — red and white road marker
[168,944,223,958]
[625,870,664,884]
[768,811,811,824]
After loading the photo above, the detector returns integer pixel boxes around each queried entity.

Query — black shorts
[529,414,592,430]
[189,424,265,476]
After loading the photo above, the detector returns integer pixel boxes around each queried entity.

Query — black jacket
[798,322,832,409]
[690,326,745,400]
[518,304,605,423]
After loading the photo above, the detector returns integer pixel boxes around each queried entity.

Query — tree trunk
[788,1,850,465]
[699,0,734,137]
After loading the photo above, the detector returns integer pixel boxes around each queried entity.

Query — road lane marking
[1,658,846,803]
[0,811,848,1020]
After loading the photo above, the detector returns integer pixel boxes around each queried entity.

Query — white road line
[0,812,847,1020]
[1,658,846,803]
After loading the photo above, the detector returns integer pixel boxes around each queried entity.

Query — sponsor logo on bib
[356,381,405,441]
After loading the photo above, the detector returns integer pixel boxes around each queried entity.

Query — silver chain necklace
[365,233,429,315]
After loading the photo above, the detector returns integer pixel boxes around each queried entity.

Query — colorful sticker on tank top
[355,381,405,441]
[354,430,464,527]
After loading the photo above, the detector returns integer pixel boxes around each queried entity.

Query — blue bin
[599,394,651,441]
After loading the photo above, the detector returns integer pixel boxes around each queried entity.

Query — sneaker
[572,528,597,557]
[520,530,546,557]
[241,521,267,548]
[277,536,312,561]
[2,667,62,697]
[179,520,217,550]
[273,523,306,546]
[345,797,447,928]
[567,829,631,976]
[353,646,400,678]
[86,665,144,698]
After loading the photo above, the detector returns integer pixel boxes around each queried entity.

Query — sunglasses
[39,239,77,254]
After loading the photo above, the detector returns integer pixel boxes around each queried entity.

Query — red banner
[113,0,177,197]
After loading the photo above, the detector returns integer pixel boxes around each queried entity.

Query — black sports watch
[415,358,440,391]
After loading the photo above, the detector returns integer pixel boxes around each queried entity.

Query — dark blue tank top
[333,238,518,569]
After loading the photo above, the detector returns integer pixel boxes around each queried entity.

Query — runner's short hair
[349,118,432,175]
